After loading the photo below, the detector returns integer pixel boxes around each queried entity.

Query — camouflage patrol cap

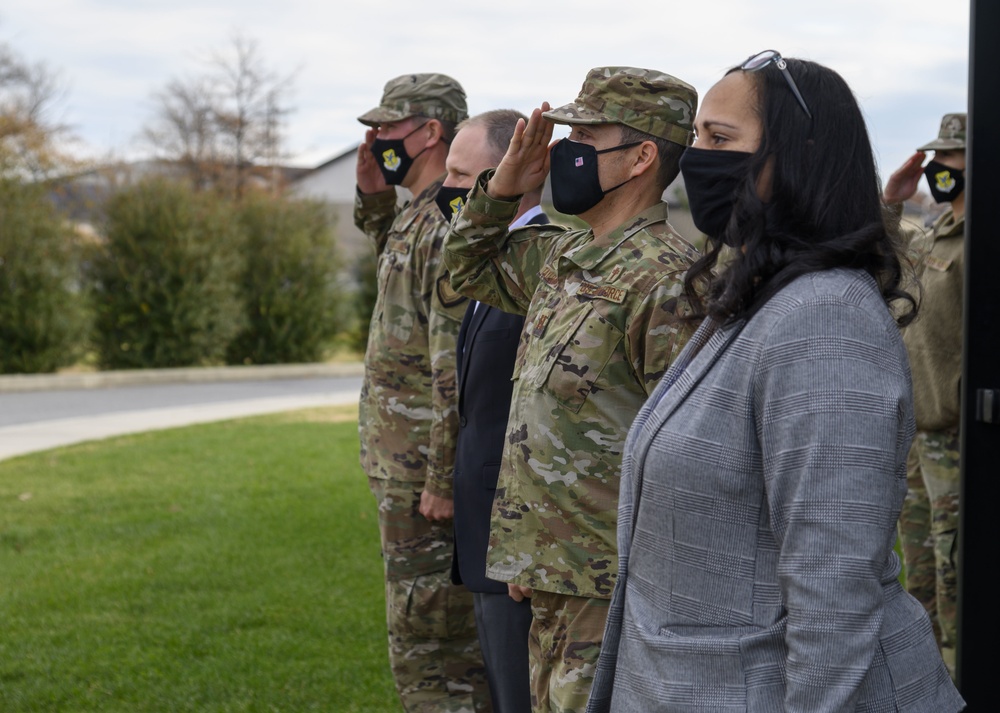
[917,112,966,151]
[542,67,698,146]
[358,73,468,127]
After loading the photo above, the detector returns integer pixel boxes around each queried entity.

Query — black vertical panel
[957,0,1000,706]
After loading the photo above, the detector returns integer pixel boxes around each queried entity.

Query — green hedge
[0,178,88,373]
[346,249,378,354]
[225,194,343,365]
[88,178,246,369]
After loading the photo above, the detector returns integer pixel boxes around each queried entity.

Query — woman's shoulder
[751,268,891,326]
[771,267,882,306]
[749,268,902,349]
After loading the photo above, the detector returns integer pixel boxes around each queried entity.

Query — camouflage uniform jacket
[444,170,699,599]
[902,209,964,431]
[355,177,468,497]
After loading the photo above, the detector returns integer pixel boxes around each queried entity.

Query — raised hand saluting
[356,126,389,195]
[486,102,554,201]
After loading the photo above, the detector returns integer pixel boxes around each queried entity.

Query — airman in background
[354,72,491,712]
[885,111,967,678]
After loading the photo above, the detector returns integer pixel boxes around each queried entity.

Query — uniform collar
[562,202,671,269]
[931,208,964,239]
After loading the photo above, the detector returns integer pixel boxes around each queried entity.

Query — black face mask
[370,123,428,186]
[679,147,754,245]
[435,185,469,221]
[548,139,640,215]
[923,160,965,204]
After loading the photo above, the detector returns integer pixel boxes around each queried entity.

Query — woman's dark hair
[683,58,917,326]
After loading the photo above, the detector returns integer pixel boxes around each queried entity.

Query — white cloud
[2,0,971,175]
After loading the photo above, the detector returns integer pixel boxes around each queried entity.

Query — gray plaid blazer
[587,269,964,712]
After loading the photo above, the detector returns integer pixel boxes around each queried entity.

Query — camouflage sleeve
[445,169,563,315]
[353,186,399,256]
[626,274,697,394]
[420,220,468,499]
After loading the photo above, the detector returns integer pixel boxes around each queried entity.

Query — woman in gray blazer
[587,53,965,712]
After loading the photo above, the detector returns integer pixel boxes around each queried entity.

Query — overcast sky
[2,1,970,181]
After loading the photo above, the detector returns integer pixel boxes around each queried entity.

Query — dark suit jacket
[451,211,547,593]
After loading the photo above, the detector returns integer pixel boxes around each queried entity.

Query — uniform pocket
[540,304,622,413]
[389,569,476,640]
[378,242,417,348]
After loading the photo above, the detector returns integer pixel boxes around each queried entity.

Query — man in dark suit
[439,109,547,713]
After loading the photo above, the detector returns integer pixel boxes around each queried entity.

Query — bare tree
[0,40,71,178]
[143,34,294,199]
[144,77,220,190]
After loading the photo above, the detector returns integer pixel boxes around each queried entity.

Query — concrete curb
[0,362,365,393]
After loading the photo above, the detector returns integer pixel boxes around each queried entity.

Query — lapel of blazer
[458,301,490,407]
[638,317,745,445]
[624,317,747,535]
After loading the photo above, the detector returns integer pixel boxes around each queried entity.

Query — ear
[422,119,444,148]
[630,140,659,178]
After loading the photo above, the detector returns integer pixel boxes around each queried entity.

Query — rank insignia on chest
[531,310,553,338]
[925,255,953,272]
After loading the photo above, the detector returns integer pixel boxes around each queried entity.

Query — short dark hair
[460,109,528,164]
[618,125,685,191]
[684,57,917,326]
[438,118,459,144]
[413,115,459,144]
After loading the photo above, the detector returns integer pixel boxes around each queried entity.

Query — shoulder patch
[436,274,467,308]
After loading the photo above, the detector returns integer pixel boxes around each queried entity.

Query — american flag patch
[575,157,584,167]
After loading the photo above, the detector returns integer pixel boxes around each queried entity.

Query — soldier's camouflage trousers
[529,591,609,713]
[368,477,492,713]
[897,428,959,678]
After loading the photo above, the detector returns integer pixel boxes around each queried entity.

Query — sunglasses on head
[741,49,813,120]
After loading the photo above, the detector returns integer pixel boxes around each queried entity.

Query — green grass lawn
[0,406,399,712]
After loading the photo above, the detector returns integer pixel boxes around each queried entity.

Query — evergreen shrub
[226,194,343,365]
[89,178,245,369]
[0,178,88,373]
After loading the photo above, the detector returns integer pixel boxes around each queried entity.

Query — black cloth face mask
[370,123,429,186]
[435,186,469,221]
[548,138,640,215]
[679,147,753,245]
[923,160,965,204]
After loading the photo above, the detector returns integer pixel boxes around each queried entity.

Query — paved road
[0,369,363,462]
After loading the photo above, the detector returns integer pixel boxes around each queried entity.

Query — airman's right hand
[883,151,926,205]
[357,127,389,195]
[486,102,555,201]
[507,583,534,603]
